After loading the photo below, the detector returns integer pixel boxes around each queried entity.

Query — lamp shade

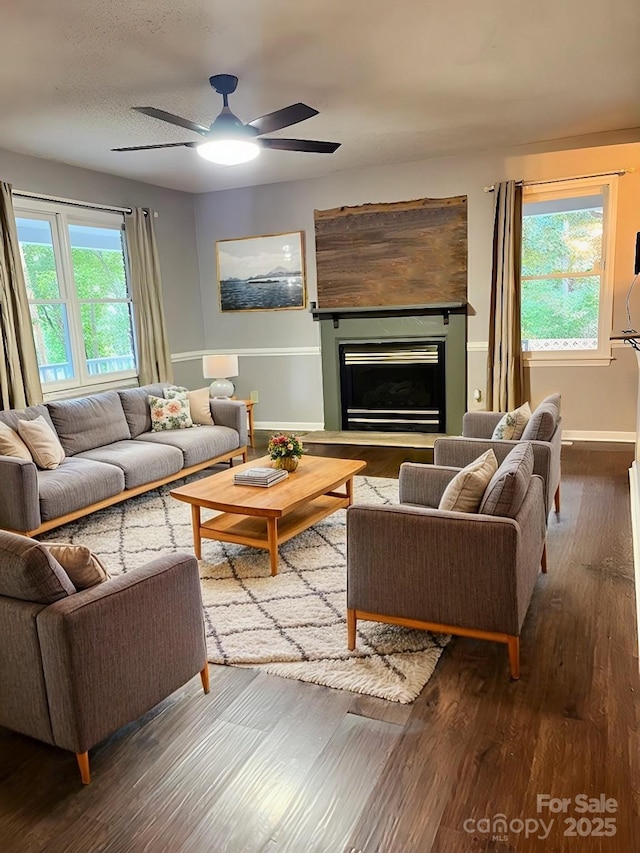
[202,354,238,379]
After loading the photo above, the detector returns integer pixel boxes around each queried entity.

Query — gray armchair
[433,394,562,516]
[346,451,547,678]
[0,531,209,784]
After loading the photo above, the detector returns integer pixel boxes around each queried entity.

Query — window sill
[42,375,139,402]
[523,356,612,368]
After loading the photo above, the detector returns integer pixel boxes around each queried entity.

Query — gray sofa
[0,383,248,537]
[0,529,208,784]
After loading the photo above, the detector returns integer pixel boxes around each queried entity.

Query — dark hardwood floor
[1,437,638,851]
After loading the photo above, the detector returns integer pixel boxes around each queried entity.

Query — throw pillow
[491,402,532,441]
[0,421,33,461]
[187,387,214,425]
[479,442,534,519]
[520,403,557,442]
[163,385,189,400]
[438,449,499,513]
[16,416,65,469]
[42,542,110,590]
[149,395,194,431]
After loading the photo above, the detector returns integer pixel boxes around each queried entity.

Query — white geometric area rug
[41,475,449,704]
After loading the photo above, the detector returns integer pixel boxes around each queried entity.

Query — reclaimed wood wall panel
[314,196,467,309]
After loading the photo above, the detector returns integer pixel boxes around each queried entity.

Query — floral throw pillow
[163,385,189,400]
[149,395,193,431]
[491,402,532,441]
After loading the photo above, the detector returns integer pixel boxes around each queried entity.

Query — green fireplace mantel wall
[319,312,467,434]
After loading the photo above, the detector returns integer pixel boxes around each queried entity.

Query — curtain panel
[486,181,524,411]
[124,208,173,385]
[0,182,42,409]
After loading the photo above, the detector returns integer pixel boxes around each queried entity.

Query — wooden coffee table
[170,454,367,575]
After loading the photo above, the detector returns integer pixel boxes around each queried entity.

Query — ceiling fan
[112,74,341,166]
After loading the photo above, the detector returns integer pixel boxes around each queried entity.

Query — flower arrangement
[267,433,305,460]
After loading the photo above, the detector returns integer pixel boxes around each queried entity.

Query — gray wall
[0,147,203,383]
[194,137,640,435]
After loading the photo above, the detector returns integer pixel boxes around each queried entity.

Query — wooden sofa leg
[554,484,560,514]
[541,543,548,574]
[507,637,520,680]
[200,664,210,695]
[76,751,91,785]
[347,609,356,650]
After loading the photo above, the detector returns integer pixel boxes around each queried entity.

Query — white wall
[194,135,640,436]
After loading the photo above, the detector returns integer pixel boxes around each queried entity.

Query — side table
[234,399,255,447]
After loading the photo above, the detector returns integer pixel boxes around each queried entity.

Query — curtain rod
[11,190,157,217]
[483,168,632,193]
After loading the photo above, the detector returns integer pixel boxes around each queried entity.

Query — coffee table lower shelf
[197,491,350,575]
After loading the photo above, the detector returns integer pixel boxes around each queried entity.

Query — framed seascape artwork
[216,231,306,312]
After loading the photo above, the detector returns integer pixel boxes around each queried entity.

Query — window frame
[14,198,138,396]
[520,176,618,367]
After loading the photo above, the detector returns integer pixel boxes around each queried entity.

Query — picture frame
[216,231,306,312]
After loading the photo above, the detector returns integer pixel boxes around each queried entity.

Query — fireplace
[314,305,467,435]
[339,340,445,432]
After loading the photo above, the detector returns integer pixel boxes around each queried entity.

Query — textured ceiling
[1,0,639,193]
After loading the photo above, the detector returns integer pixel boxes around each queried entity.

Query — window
[14,199,137,392]
[520,177,617,365]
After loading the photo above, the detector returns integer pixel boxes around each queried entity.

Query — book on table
[233,466,289,487]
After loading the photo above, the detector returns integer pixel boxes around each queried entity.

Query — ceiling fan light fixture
[196,138,260,166]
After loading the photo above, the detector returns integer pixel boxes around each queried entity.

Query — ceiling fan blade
[247,103,319,135]
[133,107,210,135]
[258,138,341,154]
[111,142,198,152]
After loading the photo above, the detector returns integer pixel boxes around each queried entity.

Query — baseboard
[255,421,325,432]
[562,430,636,443]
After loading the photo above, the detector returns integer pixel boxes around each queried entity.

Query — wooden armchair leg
[554,484,560,514]
[507,636,520,680]
[200,664,210,695]
[76,751,90,785]
[347,609,356,650]
[541,543,548,574]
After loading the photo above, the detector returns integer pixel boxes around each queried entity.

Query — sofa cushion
[0,421,33,461]
[46,391,131,456]
[0,530,75,603]
[136,424,240,467]
[76,440,183,489]
[520,402,558,442]
[41,542,109,590]
[149,395,194,431]
[479,442,534,519]
[438,449,498,513]
[0,403,55,433]
[491,401,532,441]
[37,457,125,522]
[117,384,169,438]
[17,416,66,470]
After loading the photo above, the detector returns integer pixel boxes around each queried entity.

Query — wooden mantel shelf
[310,301,467,327]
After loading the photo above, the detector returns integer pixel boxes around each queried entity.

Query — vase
[274,456,299,472]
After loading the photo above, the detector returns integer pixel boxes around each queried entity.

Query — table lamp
[203,354,239,398]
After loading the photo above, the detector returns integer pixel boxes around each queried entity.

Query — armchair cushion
[491,401,531,440]
[0,531,76,603]
[438,449,498,513]
[520,403,557,442]
[480,441,534,519]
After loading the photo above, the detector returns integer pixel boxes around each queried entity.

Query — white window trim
[521,176,618,367]
[14,197,138,395]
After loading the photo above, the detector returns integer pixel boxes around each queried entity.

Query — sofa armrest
[0,456,41,532]
[210,399,248,447]
[36,553,206,754]
[347,503,522,635]
[462,411,504,438]
[398,462,459,508]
